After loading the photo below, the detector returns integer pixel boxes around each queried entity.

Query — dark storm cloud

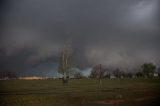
[0,0,159,76]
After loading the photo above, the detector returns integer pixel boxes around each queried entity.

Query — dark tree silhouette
[113,68,123,78]
[141,63,156,77]
[0,71,17,79]
[74,72,83,79]
[90,64,106,84]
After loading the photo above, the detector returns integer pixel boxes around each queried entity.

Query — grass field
[0,78,160,106]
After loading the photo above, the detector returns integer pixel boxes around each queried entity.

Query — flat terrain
[0,78,160,106]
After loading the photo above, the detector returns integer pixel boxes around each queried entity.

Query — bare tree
[0,71,17,79]
[113,68,123,78]
[74,71,83,79]
[90,64,106,84]
[58,42,72,84]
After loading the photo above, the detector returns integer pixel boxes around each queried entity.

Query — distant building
[110,74,116,79]
[153,73,158,77]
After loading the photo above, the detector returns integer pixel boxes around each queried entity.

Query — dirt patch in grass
[97,99,126,105]
[96,95,160,105]
[133,96,160,101]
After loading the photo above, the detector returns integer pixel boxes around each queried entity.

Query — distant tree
[141,63,156,77]
[113,68,123,78]
[0,71,17,79]
[158,68,160,73]
[74,72,83,79]
[157,67,160,77]
[136,72,144,77]
[90,66,99,79]
[90,64,106,84]
[122,72,133,78]
[58,42,72,84]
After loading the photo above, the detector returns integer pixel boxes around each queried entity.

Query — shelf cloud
[0,0,159,76]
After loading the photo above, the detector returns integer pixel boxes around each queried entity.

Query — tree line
[0,71,18,79]
[58,43,160,84]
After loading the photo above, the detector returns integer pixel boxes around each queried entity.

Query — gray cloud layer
[0,0,160,76]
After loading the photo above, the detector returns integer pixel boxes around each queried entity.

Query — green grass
[0,78,160,106]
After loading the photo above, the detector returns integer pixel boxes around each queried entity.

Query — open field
[0,78,160,106]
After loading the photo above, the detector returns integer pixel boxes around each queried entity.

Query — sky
[0,0,160,77]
